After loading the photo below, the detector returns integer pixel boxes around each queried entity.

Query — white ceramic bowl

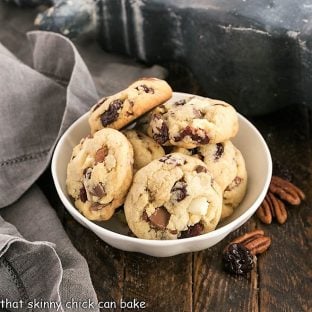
[52,92,272,257]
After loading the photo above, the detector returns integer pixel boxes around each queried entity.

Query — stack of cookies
[66,78,247,240]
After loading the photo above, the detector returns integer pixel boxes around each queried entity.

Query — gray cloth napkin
[0,30,166,311]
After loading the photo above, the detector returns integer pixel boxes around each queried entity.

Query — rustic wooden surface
[36,70,312,312]
[1,2,310,311]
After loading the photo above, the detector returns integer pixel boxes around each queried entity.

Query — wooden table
[1,3,310,310]
[39,76,311,312]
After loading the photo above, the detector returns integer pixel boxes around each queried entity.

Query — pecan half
[256,176,305,225]
[269,176,305,205]
[256,191,287,224]
[228,229,271,255]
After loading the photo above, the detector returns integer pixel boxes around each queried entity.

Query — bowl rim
[51,92,272,246]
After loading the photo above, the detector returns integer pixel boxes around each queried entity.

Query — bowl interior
[52,92,271,239]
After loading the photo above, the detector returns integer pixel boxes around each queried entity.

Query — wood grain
[193,219,259,312]
[123,252,192,312]
[65,218,125,312]
[251,107,312,312]
[37,77,312,312]
[257,207,312,312]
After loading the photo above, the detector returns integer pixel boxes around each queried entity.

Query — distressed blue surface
[8,0,312,115]
[34,0,96,38]
[96,0,312,115]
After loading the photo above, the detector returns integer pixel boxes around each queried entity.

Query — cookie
[66,128,134,221]
[172,142,247,219]
[89,78,172,133]
[123,129,165,171]
[124,153,223,240]
[222,148,248,219]
[172,141,237,191]
[148,96,239,148]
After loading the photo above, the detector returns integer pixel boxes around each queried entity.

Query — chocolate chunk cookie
[222,147,247,219]
[148,96,239,148]
[89,78,172,133]
[66,128,134,221]
[172,140,237,191]
[123,130,165,171]
[124,153,222,240]
[172,143,248,219]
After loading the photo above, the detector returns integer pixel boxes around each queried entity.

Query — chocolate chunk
[100,99,123,126]
[79,186,88,203]
[90,199,113,211]
[159,154,186,165]
[214,143,224,160]
[142,211,149,222]
[95,146,108,163]
[148,206,171,229]
[125,101,134,116]
[174,99,186,106]
[179,223,204,239]
[135,84,155,93]
[225,176,243,191]
[92,97,107,112]
[83,168,92,179]
[153,118,169,144]
[146,188,155,201]
[193,108,204,118]
[174,126,209,144]
[90,183,106,197]
[171,178,188,202]
[197,151,204,161]
[159,154,172,163]
[195,165,207,173]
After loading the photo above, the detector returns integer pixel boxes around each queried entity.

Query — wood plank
[65,215,125,312]
[123,252,193,312]
[257,206,312,312]
[251,107,312,312]
[38,89,312,312]
[193,219,259,312]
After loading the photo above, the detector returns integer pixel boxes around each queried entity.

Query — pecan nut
[269,176,305,205]
[228,229,271,255]
[256,191,287,224]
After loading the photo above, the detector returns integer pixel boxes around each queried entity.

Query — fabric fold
[0,17,166,309]
[1,185,99,311]
[0,31,98,208]
[0,216,63,312]
[0,31,100,311]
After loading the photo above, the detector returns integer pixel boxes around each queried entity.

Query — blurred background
[2,0,312,117]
